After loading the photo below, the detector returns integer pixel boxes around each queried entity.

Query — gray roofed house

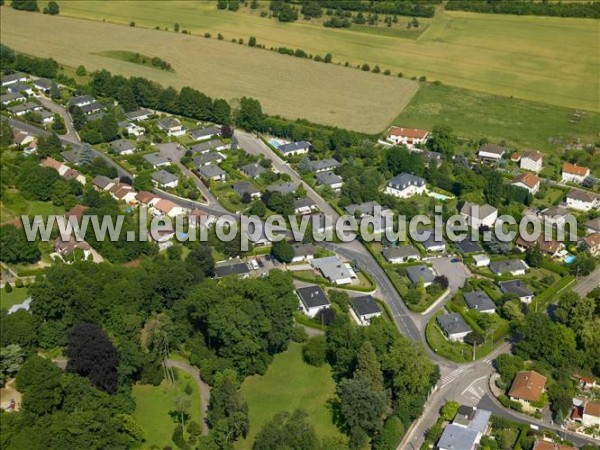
[1,92,27,105]
[214,261,251,278]
[110,139,136,155]
[344,201,384,218]
[240,162,266,179]
[92,175,115,191]
[266,181,298,195]
[437,424,480,450]
[455,238,484,255]
[350,295,382,325]
[464,291,496,314]
[421,150,442,166]
[37,110,54,123]
[419,232,447,252]
[382,245,420,264]
[125,108,152,121]
[437,313,472,342]
[191,139,226,154]
[311,256,356,285]
[315,171,343,190]
[294,197,317,214]
[144,152,170,168]
[61,149,80,165]
[233,181,261,198]
[585,217,600,234]
[489,259,528,276]
[8,82,31,94]
[405,265,436,286]
[68,95,95,107]
[291,243,316,262]
[309,158,340,173]
[81,102,103,115]
[152,170,179,188]
[198,164,226,181]
[8,102,42,116]
[189,126,221,141]
[32,78,53,92]
[385,173,426,198]
[1,72,29,86]
[498,280,534,304]
[278,141,311,156]
[158,117,182,129]
[478,143,506,160]
[194,151,225,166]
[296,285,330,318]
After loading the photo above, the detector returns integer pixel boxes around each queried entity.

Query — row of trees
[446,0,600,18]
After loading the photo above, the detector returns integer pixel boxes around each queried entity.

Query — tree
[0,224,41,264]
[441,401,460,421]
[236,97,263,130]
[571,251,596,276]
[16,355,63,416]
[207,369,249,441]
[0,120,13,146]
[302,336,327,366]
[554,291,595,329]
[18,165,60,201]
[51,114,66,133]
[271,239,294,263]
[11,0,38,11]
[217,0,227,9]
[185,244,214,280]
[75,65,87,76]
[133,171,153,192]
[248,36,257,47]
[253,409,319,450]
[428,125,456,156]
[525,243,544,268]
[1,344,24,387]
[37,133,63,158]
[66,323,120,394]
[70,105,86,131]
[99,113,119,142]
[354,341,384,392]
[116,85,138,112]
[495,354,524,385]
[249,199,266,217]
[43,0,59,14]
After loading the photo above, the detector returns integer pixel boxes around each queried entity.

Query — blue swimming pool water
[564,255,576,264]
[269,139,282,149]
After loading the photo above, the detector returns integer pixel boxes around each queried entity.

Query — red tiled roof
[40,157,63,171]
[154,199,177,214]
[512,172,540,189]
[65,204,88,223]
[563,163,590,176]
[515,235,561,255]
[388,126,428,139]
[584,233,600,249]
[523,150,543,162]
[508,370,546,402]
[584,401,600,418]
[511,152,522,162]
[533,440,575,450]
[136,191,156,205]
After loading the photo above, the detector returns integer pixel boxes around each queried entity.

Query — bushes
[374,415,405,450]
[290,324,308,343]
[302,336,327,366]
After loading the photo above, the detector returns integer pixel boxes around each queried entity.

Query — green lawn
[132,369,202,449]
[94,50,174,72]
[395,82,600,155]
[237,342,344,449]
[0,287,30,310]
[1,190,65,225]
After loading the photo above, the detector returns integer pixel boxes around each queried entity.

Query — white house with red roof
[520,150,543,173]
[562,163,590,184]
[387,126,429,149]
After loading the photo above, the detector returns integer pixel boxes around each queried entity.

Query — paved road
[166,359,211,436]
[37,96,79,143]
[572,266,600,297]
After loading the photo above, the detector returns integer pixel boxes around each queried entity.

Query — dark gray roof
[8,102,40,114]
[158,117,182,129]
[344,201,383,217]
[419,232,446,250]
[405,265,436,285]
[61,149,80,165]
[125,108,152,120]
[350,295,382,317]
[279,141,310,154]
[190,126,221,140]
[309,158,340,172]
[194,152,225,166]
[464,291,496,312]
[387,173,425,190]
[585,217,600,232]
[297,286,330,309]
[191,139,224,154]
[233,181,260,196]
[68,95,94,106]
[144,152,169,166]
[110,139,136,154]
[315,171,342,187]
[489,259,528,275]
[198,164,226,179]
[498,280,533,298]
[567,188,597,203]
[382,245,419,261]
[214,262,250,278]
[294,197,316,209]
[1,72,28,84]
[293,243,316,257]
[81,102,102,115]
[92,175,113,189]
[541,206,570,218]
[152,170,178,185]
[478,143,506,156]
[266,182,298,195]
[8,82,30,92]
[1,92,27,103]
[455,238,484,255]
[437,313,471,335]
[240,162,266,178]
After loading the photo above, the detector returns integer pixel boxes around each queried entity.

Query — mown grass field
[237,342,343,449]
[53,1,599,112]
[0,7,418,133]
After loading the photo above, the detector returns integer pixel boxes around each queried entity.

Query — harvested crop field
[0,7,419,133]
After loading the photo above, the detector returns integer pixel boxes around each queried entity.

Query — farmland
[54,1,600,113]
[0,7,419,134]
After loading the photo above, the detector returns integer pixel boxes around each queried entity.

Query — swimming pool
[268,138,285,149]
[564,254,576,264]
[426,191,454,201]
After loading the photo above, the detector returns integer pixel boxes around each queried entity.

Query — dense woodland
[446,0,600,18]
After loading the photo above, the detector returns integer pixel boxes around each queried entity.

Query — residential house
[68,95,95,108]
[80,102,103,116]
[8,82,33,96]
[152,199,186,218]
[566,189,598,212]
[1,92,27,105]
[532,441,575,450]
[294,197,318,215]
[473,254,490,267]
[382,245,420,264]
[190,139,229,154]
[309,158,340,173]
[135,191,159,207]
[512,172,541,195]
[405,265,436,287]
[311,256,356,285]
[65,204,88,225]
[194,151,225,167]
[508,371,547,411]
[151,225,176,252]
[520,150,543,172]
[214,260,251,279]
[92,175,115,191]
[350,295,382,326]
[291,243,316,263]
[315,171,343,191]
[266,182,298,195]
[540,206,572,229]
[278,141,311,157]
[154,142,186,154]
[384,173,426,198]
[583,233,600,257]
[40,157,68,176]
[63,167,86,185]
[110,139,136,156]
[420,233,447,253]
[125,108,152,122]
[8,101,43,117]
[574,374,597,391]
[498,280,534,304]
[54,236,92,260]
[12,130,36,153]
[455,238,484,255]
[144,152,170,169]
[437,407,491,450]
[189,126,221,141]
[511,152,522,163]
[585,217,600,235]
[240,162,266,179]
[421,150,443,167]
[477,144,505,162]
[515,235,564,258]
[464,291,496,314]
[582,401,600,428]
[387,126,429,148]
[152,170,179,189]
[489,259,529,276]
[37,110,54,124]
[157,117,185,136]
[109,183,136,203]
[296,286,330,318]
[1,72,29,87]
[562,163,590,184]
[118,120,144,137]
[344,201,386,218]
[198,164,226,182]
[233,181,261,199]
[437,313,472,342]
[32,78,53,93]
[460,202,498,229]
